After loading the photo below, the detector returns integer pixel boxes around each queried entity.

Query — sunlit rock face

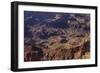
[24,11,90,62]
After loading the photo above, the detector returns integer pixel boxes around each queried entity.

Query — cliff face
[24,35,90,61]
[24,11,90,62]
[44,36,90,60]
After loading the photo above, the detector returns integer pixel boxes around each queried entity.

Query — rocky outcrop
[43,36,90,60]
